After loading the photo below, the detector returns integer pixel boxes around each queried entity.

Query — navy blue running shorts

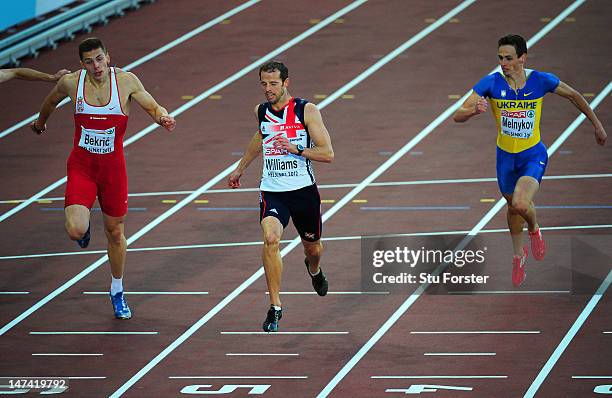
[259,184,322,242]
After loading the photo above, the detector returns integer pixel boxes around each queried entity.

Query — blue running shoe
[109,291,132,319]
[262,306,282,332]
[76,223,91,248]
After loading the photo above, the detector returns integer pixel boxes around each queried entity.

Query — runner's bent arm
[271,103,333,162]
[128,72,176,131]
[554,81,607,145]
[31,75,71,133]
[453,92,488,122]
[301,103,334,163]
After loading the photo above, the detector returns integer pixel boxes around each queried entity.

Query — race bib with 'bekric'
[78,126,115,154]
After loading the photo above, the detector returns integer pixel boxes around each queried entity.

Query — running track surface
[0,1,610,397]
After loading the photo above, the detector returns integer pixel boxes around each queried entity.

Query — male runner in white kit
[228,61,334,332]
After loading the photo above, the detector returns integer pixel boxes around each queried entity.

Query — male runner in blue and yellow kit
[453,34,607,287]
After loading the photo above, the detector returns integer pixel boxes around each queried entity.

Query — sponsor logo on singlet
[79,126,115,154]
[262,131,303,178]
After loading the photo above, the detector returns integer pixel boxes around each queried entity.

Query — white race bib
[79,126,115,154]
[500,109,536,139]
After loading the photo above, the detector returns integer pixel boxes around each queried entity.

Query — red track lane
[537,293,611,397]
[1,0,610,397]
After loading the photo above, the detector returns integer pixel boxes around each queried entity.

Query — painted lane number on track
[181,384,270,395]
[386,384,473,394]
[594,385,612,394]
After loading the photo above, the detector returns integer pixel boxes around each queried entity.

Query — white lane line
[572,376,612,379]
[316,3,599,395]
[0,242,263,260]
[345,223,612,239]
[411,331,540,335]
[448,290,571,295]
[424,353,496,356]
[82,291,208,295]
[69,376,106,379]
[387,387,473,393]
[388,382,476,396]
[221,332,349,335]
[0,0,261,139]
[524,270,612,397]
[0,291,29,294]
[3,172,610,203]
[360,206,470,211]
[314,1,475,109]
[32,353,103,356]
[265,291,388,295]
[0,0,368,337]
[371,375,508,379]
[30,331,158,335]
[0,0,365,224]
[109,2,479,395]
[226,353,299,356]
[169,376,307,379]
[3,223,611,261]
[603,331,612,334]
[196,207,258,211]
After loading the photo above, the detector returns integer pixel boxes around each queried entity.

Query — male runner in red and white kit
[30,38,176,319]
[228,61,334,332]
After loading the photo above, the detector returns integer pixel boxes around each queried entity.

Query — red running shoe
[512,246,528,287]
[529,228,546,261]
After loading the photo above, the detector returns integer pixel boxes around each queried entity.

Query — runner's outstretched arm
[127,72,176,131]
[0,67,70,83]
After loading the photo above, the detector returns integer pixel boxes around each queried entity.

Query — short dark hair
[79,37,106,60]
[498,34,527,57]
[259,61,288,81]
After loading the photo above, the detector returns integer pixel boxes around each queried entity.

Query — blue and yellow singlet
[473,69,560,153]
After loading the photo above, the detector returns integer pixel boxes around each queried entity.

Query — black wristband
[33,123,46,134]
